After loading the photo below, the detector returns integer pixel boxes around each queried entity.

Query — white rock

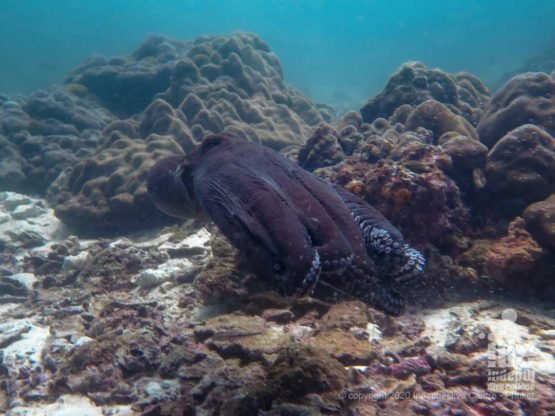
[136,228,211,251]
[8,394,104,416]
[101,406,135,416]
[417,302,555,376]
[482,315,555,375]
[4,273,37,291]
[144,381,164,397]
[178,227,211,248]
[1,320,50,373]
[0,303,19,315]
[74,336,93,347]
[0,192,32,210]
[366,323,382,342]
[109,238,132,249]
[0,212,9,224]
[11,204,44,220]
[539,329,555,340]
[288,324,314,341]
[0,192,63,254]
[135,258,194,288]
[61,251,90,271]
[134,232,173,248]
[419,307,464,347]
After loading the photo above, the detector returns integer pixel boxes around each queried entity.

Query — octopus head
[147,155,199,219]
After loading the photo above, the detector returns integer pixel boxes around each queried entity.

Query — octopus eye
[201,135,225,153]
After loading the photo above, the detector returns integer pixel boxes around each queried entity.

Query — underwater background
[1,1,555,415]
[2,0,555,103]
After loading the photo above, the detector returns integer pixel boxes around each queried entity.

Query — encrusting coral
[456,217,544,286]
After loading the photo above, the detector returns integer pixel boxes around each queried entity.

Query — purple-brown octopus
[147,133,425,315]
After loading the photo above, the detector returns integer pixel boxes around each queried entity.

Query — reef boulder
[485,124,555,215]
[47,121,184,233]
[404,100,478,142]
[524,193,555,251]
[477,72,555,148]
[0,89,113,195]
[66,33,327,149]
[360,62,489,126]
[47,33,338,232]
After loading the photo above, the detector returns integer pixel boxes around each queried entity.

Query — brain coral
[360,62,490,127]
[0,88,113,195]
[404,100,478,142]
[47,124,183,233]
[485,124,555,215]
[297,124,345,170]
[23,87,113,131]
[66,33,328,149]
[477,72,555,148]
[64,35,181,116]
[47,33,335,232]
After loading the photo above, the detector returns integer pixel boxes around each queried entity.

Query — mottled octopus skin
[147,133,425,315]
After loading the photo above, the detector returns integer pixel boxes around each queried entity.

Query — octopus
[147,133,425,315]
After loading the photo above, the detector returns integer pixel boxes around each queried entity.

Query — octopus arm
[196,173,321,294]
[332,184,426,283]
[199,177,278,255]
[331,184,405,254]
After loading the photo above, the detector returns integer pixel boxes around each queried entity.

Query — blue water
[1,0,555,103]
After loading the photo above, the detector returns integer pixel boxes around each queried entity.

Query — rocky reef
[1,190,554,415]
[0,33,331,233]
[299,62,555,296]
[65,33,329,146]
[1,33,555,415]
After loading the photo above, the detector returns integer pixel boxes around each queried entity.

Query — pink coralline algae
[382,356,433,380]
